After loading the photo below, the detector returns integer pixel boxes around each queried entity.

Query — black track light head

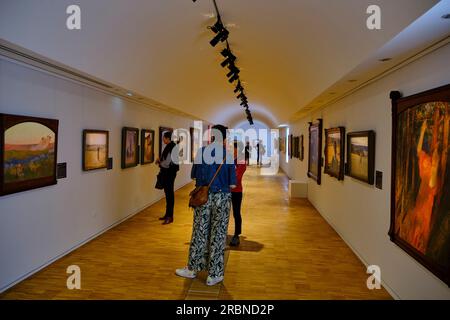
[220,49,236,67]
[234,81,243,93]
[228,73,239,83]
[237,92,245,99]
[209,23,229,47]
[227,67,240,78]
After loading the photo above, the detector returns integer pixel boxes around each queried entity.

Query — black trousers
[162,169,177,218]
[231,192,243,236]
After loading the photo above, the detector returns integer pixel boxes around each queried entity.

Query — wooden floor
[0,167,391,300]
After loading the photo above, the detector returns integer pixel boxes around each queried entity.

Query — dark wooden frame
[307,119,323,185]
[300,134,304,161]
[289,134,293,159]
[294,136,300,159]
[159,126,173,158]
[0,113,58,196]
[140,129,154,165]
[82,129,109,171]
[324,127,345,180]
[346,130,375,185]
[121,127,139,169]
[389,84,450,287]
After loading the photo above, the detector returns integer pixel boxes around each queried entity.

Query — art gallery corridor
[0,167,391,300]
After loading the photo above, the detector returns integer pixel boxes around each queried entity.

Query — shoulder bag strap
[207,157,226,188]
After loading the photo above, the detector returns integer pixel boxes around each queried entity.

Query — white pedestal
[289,180,308,198]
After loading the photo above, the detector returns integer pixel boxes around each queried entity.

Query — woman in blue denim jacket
[176,124,236,286]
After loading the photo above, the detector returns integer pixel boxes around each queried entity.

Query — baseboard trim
[0,180,193,294]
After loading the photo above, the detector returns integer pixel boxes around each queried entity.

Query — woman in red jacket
[230,141,247,246]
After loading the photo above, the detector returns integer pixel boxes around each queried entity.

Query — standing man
[256,141,261,166]
[155,131,179,225]
[175,124,236,286]
[244,141,251,165]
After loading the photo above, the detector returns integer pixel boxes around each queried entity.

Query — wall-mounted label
[57,163,67,179]
[376,171,383,189]
[107,158,113,170]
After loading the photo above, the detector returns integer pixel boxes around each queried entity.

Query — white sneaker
[175,267,196,279]
[206,275,224,286]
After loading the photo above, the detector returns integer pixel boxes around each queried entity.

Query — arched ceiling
[0,0,439,126]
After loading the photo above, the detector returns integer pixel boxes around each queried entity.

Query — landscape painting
[389,85,450,286]
[1,114,58,196]
[141,129,154,165]
[121,127,139,169]
[83,130,109,171]
[307,119,322,185]
[324,127,345,180]
[347,131,375,184]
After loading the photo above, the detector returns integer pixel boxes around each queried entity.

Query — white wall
[280,44,450,299]
[0,58,195,292]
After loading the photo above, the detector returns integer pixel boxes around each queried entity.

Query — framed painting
[289,134,293,159]
[293,136,297,158]
[140,129,154,165]
[300,135,304,161]
[280,136,285,153]
[346,131,375,184]
[159,127,173,158]
[0,113,58,196]
[307,119,323,185]
[173,128,189,164]
[324,127,345,180]
[190,127,201,163]
[389,84,450,286]
[121,127,139,169]
[82,130,109,171]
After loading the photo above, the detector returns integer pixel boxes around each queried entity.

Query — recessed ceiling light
[348,79,357,83]
[441,13,450,19]
[379,58,392,62]
[126,92,133,97]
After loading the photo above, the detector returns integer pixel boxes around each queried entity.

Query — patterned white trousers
[188,192,232,278]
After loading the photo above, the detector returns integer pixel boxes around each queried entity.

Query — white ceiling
[0,0,440,126]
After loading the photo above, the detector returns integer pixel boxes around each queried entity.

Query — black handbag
[155,171,165,190]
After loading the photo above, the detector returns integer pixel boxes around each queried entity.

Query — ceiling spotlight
[379,58,392,62]
[220,49,236,67]
[237,92,245,99]
[234,81,243,93]
[228,74,239,83]
[209,20,229,47]
[126,92,133,97]
[227,65,240,78]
